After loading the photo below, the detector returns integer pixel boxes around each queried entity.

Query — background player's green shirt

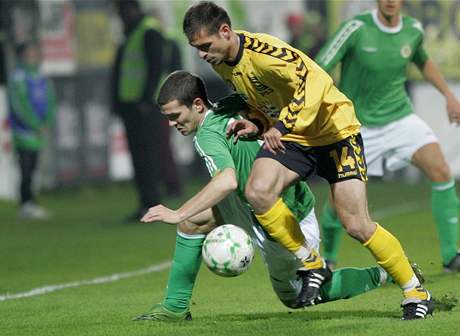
[193,97,314,223]
[316,10,428,127]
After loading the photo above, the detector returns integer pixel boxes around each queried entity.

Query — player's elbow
[219,168,238,193]
[244,180,276,214]
[224,177,238,193]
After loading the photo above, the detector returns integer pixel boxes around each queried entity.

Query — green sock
[319,267,386,302]
[432,180,459,264]
[320,200,343,263]
[162,232,205,313]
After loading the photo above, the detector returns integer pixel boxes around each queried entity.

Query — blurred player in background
[316,0,460,273]
[182,1,432,319]
[135,71,398,321]
[8,41,55,219]
[111,0,165,222]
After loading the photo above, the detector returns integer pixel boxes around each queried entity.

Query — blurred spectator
[112,0,166,223]
[285,12,326,58]
[157,35,184,197]
[8,41,55,219]
[148,8,184,198]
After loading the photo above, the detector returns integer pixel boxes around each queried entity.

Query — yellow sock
[404,286,429,301]
[302,248,324,270]
[363,223,419,289]
[255,198,323,269]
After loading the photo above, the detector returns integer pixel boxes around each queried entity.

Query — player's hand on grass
[141,205,182,224]
[262,127,285,154]
[226,119,259,143]
[446,93,460,126]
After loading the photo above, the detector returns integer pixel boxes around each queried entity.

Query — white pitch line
[372,200,423,220]
[0,261,171,302]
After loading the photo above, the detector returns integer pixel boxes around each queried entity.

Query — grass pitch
[0,179,459,336]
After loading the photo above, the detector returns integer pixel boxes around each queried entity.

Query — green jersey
[316,10,428,127]
[193,95,315,223]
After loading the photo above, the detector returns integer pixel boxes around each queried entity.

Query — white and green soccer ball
[202,224,255,277]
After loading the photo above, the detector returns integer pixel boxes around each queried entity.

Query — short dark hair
[158,71,211,109]
[183,1,231,40]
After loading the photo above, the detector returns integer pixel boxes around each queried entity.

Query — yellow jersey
[213,30,360,147]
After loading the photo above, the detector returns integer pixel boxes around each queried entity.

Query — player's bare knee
[178,220,215,235]
[340,217,373,242]
[178,221,198,235]
[245,181,273,213]
[429,162,452,183]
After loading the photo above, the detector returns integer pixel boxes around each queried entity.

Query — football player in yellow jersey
[183,1,433,319]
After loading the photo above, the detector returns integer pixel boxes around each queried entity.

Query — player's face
[161,99,204,136]
[377,0,402,18]
[189,25,232,65]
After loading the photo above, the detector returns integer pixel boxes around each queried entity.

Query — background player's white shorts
[361,114,438,176]
[251,209,320,307]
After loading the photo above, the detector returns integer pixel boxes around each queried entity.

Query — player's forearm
[422,59,455,99]
[177,168,238,221]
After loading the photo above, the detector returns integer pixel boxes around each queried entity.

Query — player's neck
[227,32,241,62]
[197,106,211,128]
[377,10,400,28]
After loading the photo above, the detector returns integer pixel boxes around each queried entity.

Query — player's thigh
[411,142,452,182]
[382,114,439,173]
[316,133,368,184]
[247,141,316,196]
[330,179,375,242]
[246,157,300,198]
[314,134,372,241]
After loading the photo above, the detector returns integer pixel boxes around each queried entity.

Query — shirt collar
[225,34,245,67]
[197,108,214,130]
[371,9,403,34]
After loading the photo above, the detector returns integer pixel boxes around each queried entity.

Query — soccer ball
[202,224,255,277]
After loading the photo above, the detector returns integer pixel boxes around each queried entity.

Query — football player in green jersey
[134,70,396,322]
[316,0,460,276]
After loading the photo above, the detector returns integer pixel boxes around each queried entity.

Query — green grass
[0,180,459,336]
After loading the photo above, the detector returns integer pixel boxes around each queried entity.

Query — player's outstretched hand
[446,93,460,126]
[262,127,285,154]
[226,119,259,143]
[141,204,182,224]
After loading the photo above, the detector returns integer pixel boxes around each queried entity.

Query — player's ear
[192,97,206,114]
[219,23,231,39]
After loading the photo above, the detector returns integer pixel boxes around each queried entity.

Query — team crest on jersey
[400,44,412,58]
[248,76,273,96]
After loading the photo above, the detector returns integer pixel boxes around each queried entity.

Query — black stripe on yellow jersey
[213,31,360,147]
[243,35,307,130]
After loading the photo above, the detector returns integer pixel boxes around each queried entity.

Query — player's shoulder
[237,30,291,50]
[236,29,302,69]
[197,110,234,138]
[402,15,424,35]
[339,11,369,32]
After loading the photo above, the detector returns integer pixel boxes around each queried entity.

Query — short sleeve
[194,130,235,177]
[315,19,363,72]
[411,25,429,67]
